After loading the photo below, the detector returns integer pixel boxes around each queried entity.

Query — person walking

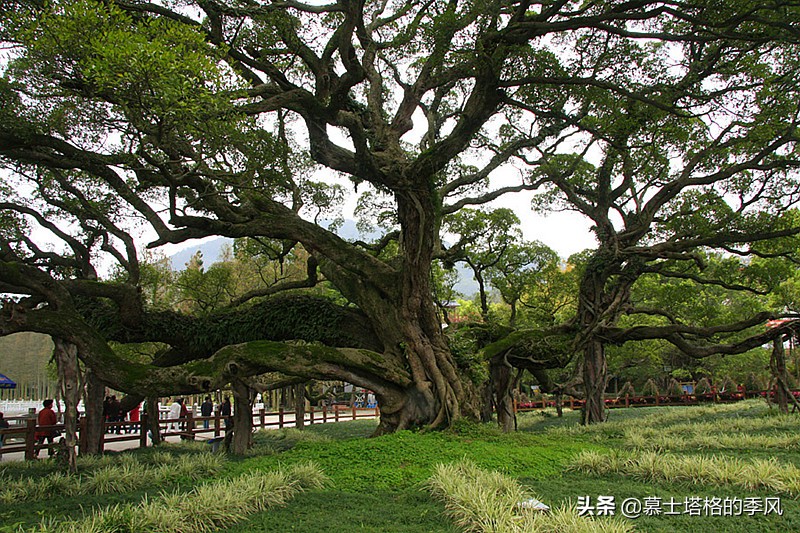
[169,398,182,431]
[179,399,190,439]
[220,396,233,429]
[128,403,141,433]
[200,396,213,430]
[35,399,58,457]
[109,395,122,434]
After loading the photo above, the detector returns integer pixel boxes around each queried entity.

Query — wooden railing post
[25,418,36,461]
[334,405,340,422]
[352,403,357,421]
[278,407,284,429]
[625,394,629,407]
[309,406,315,425]
[569,396,574,409]
[259,408,266,430]
[322,405,328,423]
[214,411,221,437]
[655,394,660,406]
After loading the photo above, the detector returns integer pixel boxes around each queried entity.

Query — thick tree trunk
[578,255,614,425]
[293,382,305,430]
[491,359,516,432]
[145,395,162,445]
[320,190,479,435]
[82,369,105,455]
[480,381,494,423]
[389,191,478,431]
[771,337,790,414]
[582,339,607,424]
[231,379,253,454]
[54,339,80,472]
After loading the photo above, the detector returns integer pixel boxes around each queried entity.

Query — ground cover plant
[27,462,326,533]
[427,460,632,533]
[3,400,799,532]
[0,449,224,504]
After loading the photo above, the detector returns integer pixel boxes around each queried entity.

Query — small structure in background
[0,373,16,390]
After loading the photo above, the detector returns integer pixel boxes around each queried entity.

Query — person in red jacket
[35,399,58,457]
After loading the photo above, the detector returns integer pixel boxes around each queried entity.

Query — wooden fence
[513,390,786,413]
[0,404,379,461]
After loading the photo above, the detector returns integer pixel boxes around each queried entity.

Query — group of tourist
[0,400,61,457]
[168,396,233,432]
[102,395,141,433]
[0,394,236,457]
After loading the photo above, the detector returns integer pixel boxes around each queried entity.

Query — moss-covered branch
[0,302,409,398]
[79,294,384,363]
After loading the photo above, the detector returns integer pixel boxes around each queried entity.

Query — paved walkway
[1,410,375,462]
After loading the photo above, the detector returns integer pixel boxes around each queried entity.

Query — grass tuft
[567,449,800,497]
[0,451,224,504]
[427,460,633,533]
[29,462,327,533]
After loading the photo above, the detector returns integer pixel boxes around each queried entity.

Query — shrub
[640,379,660,397]
[694,377,712,395]
[666,378,683,397]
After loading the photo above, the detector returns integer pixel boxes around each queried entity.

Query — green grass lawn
[1,400,798,532]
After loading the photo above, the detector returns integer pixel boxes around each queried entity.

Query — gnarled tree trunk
[54,339,80,472]
[771,337,790,414]
[293,382,305,430]
[490,358,516,432]
[378,191,478,433]
[578,256,613,425]
[231,379,253,454]
[582,339,607,424]
[82,368,105,455]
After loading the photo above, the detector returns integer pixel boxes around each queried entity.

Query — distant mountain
[451,264,479,298]
[169,238,232,270]
[167,220,479,296]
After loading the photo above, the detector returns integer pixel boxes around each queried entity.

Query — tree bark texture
[231,379,253,454]
[54,339,80,472]
[771,337,790,414]
[582,339,608,424]
[82,368,105,455]
[490,359,516,433]
[293,382,306,430]
[145,395,162,446]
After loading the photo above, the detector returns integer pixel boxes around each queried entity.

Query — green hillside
[0,332,57,400]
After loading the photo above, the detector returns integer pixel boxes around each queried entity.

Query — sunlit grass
[27,462,327,533]
[566,450,800,497]
[0,451,224,504]
[427,460,633,533]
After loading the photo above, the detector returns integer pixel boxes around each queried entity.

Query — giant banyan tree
[1,0,800,442]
